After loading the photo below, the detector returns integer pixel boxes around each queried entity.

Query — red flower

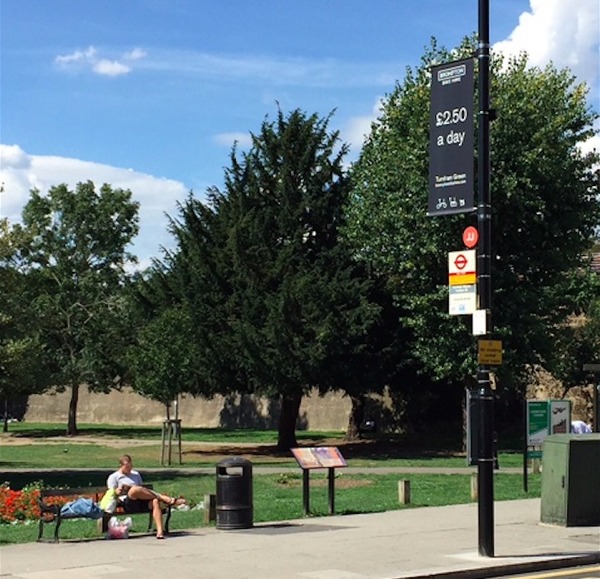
[0,485,42,523]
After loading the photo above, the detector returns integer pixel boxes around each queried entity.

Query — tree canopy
[13,181,140,435]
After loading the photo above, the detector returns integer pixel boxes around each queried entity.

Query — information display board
[291,447,347,516]
[292,446,347,469]
[526,399,571,446]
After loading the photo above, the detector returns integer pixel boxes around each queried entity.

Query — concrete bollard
[471,473,478,501]
[398,480,411,504]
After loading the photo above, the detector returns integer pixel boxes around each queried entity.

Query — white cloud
[494,0,599,91]
[124,48,147,61]
[54,46,146,77]
[0,144,188,269]
[493,0,599,159]
[214,132,254,148]
[93,59,131,76]
[55,46,98,66]
[0,144,31,170]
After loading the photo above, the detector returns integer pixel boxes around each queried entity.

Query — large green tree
[14,181,139,435]
[163,109,386,449]
[345,38,600,413]
[226,109,390,448]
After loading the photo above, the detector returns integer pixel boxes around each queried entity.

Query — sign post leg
[302,469,310,516]
[523,400,528,493]
[595,383,599,433]
[328,468,335,515]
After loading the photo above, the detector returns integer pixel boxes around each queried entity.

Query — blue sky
[1,0,598,268]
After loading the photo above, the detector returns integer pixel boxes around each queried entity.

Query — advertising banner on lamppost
[428,58,474,216]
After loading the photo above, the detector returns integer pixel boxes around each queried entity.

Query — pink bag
[106,516,132,539]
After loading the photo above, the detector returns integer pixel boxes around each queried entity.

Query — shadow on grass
[9,425,337,441]
[10,426,175,439]
[180,438,464,465]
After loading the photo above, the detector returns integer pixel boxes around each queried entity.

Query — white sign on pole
[449,284,477,315]
[472,309,487,335]
[448,249,477,315]
[448,250,477,275]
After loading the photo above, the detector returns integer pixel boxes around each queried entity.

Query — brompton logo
[438,64,467,82]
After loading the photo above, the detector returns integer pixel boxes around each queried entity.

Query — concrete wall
[24,387,352,431]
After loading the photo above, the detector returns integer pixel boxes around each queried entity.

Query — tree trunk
[345,394,366,441]
[277,391,302,450]
[67,383,79,436]
[3,398,8,433]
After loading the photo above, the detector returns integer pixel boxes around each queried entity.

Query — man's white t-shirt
[106,469,143,490]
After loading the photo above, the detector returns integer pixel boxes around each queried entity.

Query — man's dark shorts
[122,497,151,514]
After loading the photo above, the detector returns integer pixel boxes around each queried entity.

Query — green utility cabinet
[541,434,600,526]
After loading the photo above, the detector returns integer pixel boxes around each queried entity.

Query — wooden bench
[37,485,172,542]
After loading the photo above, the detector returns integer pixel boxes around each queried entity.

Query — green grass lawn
[0,423,539,545]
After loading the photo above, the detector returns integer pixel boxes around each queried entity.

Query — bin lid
[216,456,252,467]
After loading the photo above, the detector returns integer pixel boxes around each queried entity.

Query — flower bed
[0,483,70,524]
[0,484,40,523]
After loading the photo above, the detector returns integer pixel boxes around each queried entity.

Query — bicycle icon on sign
[436,198,448,210]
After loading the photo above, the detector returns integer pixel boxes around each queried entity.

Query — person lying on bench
[107,453,186,539]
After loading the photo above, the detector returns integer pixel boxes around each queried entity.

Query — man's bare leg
[127,485,172,504]
[151,498,164,537]
[127,485,169,537]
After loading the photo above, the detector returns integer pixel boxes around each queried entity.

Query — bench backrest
[39,484,155,500]
[40,487,105,499]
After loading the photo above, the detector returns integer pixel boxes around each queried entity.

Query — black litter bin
[216,457,253,529]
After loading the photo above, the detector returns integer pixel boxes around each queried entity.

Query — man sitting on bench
[107,454,186,539]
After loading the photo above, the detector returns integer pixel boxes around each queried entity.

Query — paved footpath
[1,498,598,579]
